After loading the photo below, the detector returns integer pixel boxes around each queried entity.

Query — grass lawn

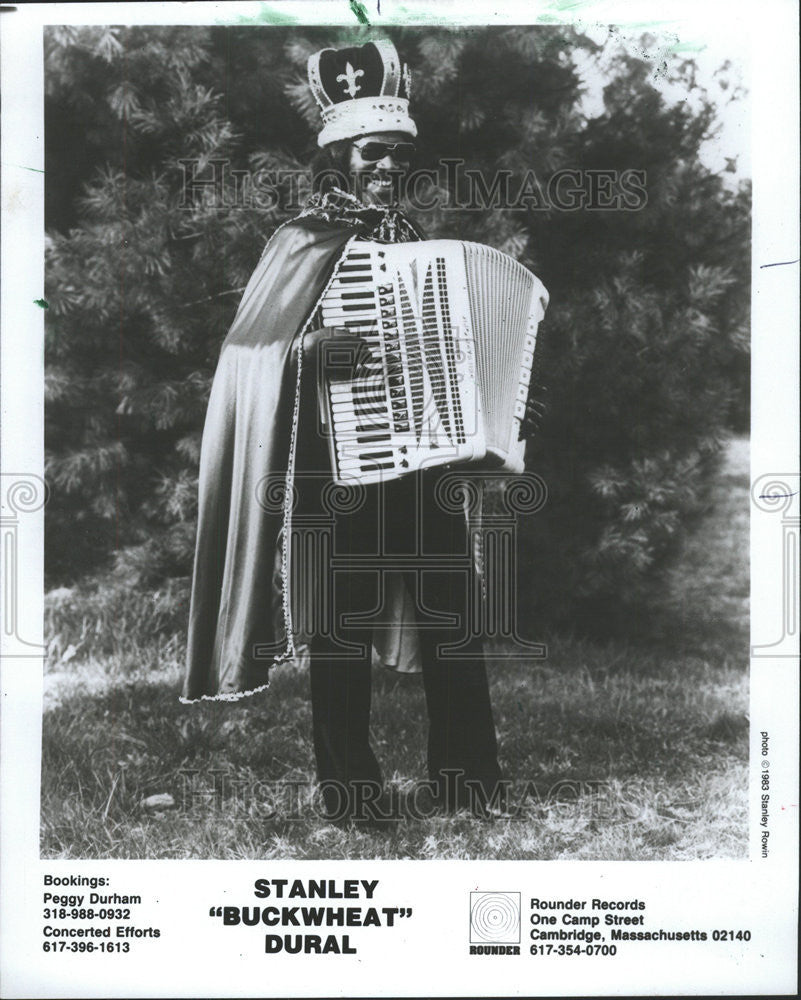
[41,438,749,860]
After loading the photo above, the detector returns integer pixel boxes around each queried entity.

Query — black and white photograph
[0,1,798,996]
[38,15,753,859]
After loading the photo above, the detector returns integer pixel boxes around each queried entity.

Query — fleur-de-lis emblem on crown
[336,61,364,99]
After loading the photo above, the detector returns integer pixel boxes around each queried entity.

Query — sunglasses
[353,141,416,163]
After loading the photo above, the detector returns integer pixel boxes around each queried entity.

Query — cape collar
[298,187,423,244]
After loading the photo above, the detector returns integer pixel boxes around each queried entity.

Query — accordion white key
[318,238,549,485]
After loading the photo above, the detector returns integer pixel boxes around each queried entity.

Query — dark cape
[182,197,425,703]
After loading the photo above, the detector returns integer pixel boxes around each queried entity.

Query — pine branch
[176,287,246,309]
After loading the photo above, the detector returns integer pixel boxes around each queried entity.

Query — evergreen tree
[45,26,305,581]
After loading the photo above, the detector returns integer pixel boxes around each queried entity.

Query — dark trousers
[308,471,502,818]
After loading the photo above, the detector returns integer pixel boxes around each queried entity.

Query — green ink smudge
[390,3,446,24]
[4,163,45,174]
[621,20,679,30]
[219,3,300,25]
[537,0,602,20]
[34,299,49,309]
[669,41,708,55]
[545,0,596,11]
[349,0,371,25]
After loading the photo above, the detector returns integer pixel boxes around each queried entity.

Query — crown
[308,39,416,147]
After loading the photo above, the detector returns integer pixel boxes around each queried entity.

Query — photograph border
[2,1,798,996]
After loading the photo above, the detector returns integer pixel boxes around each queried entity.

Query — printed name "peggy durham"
[43,892,141,907]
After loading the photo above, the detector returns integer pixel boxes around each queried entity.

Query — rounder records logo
[469,892,521,955]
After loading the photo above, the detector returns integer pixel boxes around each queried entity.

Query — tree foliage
[44,25,750,629]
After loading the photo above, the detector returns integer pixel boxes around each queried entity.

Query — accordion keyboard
[320,243,477,484]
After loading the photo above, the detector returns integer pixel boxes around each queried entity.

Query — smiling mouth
[368,174,394,189]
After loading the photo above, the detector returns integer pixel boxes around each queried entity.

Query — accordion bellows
[318,239,549,485]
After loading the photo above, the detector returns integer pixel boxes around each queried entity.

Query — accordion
[318,238,548,485]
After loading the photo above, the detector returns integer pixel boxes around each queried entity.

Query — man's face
[348,131,415,207]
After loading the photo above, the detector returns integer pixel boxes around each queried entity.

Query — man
[183,39,510,824]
